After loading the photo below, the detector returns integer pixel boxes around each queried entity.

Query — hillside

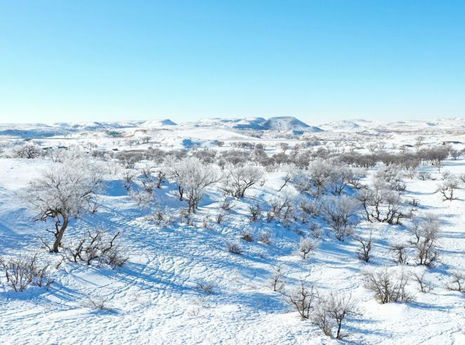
[0,119,464,344]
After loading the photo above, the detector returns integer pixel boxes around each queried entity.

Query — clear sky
[1,0,464,124]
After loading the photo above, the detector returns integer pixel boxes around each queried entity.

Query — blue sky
[0,1,464,124]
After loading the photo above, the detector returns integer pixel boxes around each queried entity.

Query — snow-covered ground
[0,117,465,345]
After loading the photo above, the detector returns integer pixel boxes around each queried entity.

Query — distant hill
[141,119,177,128]
[261,116,321,132]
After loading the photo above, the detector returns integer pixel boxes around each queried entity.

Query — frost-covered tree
[299,238,316,259]
[292,159,357,196]
[437,173,459,201]
[26,159,102,252]
[320,195,360,241]
[374,165,406,192]
[326,164,357,195]
[308,159,332,195]
[14,143,42,159]
[290,169,314,194]
[357,185,405,225]
[171,157,220,213]
[222,164,263,198]
[291,159,333,196]
[410,215,440,267]
[313,292,356,339]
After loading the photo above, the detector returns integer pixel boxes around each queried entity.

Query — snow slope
[0,157,465,344]
[1,119,465,344]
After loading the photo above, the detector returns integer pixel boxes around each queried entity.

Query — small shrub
[309,223,322,238]
[413,271,433,293]
[216,212,225,224]
[220,198,233,211]
[85,296,112,311]
[65,231,128,268]
[129,190,154,209]
[249,203,261,222]
[364,269,413,304]
[0,254,53,292]
[356,233,372,263]
[226,241,243,255]
[258,231,272,245]
[299,199,320,218]
[418,171,431,181]
[196,280,217,295]
[270,265,285,292]
[241,231,254,242]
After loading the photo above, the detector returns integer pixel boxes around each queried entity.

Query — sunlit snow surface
[0,117,464,345]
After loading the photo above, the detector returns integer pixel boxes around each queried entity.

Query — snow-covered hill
[4,116,465,141]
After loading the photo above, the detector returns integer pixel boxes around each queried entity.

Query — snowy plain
[0,117,464,345]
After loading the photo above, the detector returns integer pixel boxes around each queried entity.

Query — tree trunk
[336,321,342,339]
[52,215,69,253]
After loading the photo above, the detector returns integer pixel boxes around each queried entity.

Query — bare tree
[278,171,292,192]
[286,281,318,319]
[291,170,314,195]
[326,164,356,195]
[449,149,462,160]
[122,169,136,191]
[269,191,295,224]
[291,159,333,196]
[308,159,332,195]
[446,271,465,293]
[424,145,450,170]
[26,159,102,252]
[413,271,433,293]
[356,233,372,263]
[346,168,365,190]
[391,244,409,264]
